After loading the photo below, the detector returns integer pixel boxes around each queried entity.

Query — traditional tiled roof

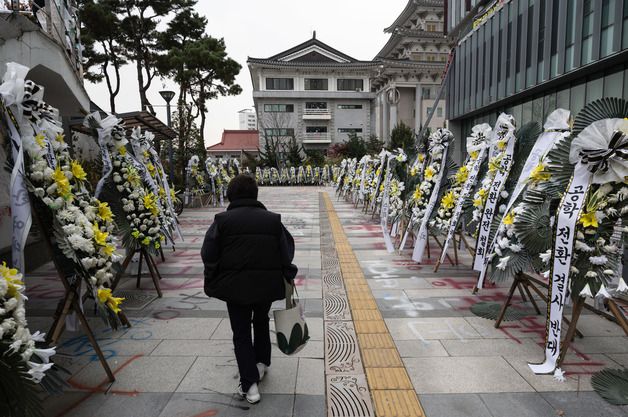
[265,36,357,62]
[375,31,447,59]
[207,130,259,152]
[384,0,445,33]
[246,58,379,68]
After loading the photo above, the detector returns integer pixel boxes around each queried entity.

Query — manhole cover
[470,301,535,321]
[113,290,158,310]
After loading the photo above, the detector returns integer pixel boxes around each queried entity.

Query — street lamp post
[159,90,176,183]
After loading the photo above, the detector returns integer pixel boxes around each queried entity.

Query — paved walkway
[25,187,628,417]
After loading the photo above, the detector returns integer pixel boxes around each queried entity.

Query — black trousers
[226,302,272,391]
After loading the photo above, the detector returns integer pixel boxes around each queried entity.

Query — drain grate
[113,290,158,310]
[325,321,362,373]
[324,271,344,289]
[324,291,351,321]
[328,375,375,417]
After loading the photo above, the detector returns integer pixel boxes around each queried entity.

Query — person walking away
[201,174,296,404]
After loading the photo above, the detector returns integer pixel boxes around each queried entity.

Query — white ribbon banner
[2,104,32,272]
[473,132,516,274]
[476,129,564,286]
[529,163,590,374]
[439,146,488,264]
[369,152,386,212]
[379,156,395,253]
[412,145,450,263]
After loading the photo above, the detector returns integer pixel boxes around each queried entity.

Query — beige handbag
[273,281,309,355]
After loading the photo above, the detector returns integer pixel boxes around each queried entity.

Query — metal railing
[303,133,331,143]
[304,108,331,116]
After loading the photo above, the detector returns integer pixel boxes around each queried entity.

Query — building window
[422,87,431,99]
[265,78,294,90]
[265,128,294,136]
[306,102,327,109]
[600,0,616,58]
[304,78,328,90]
[436,107,443,117]
[427,22,436,32]
[581,0,595,65]
[338,104,362,109]
[565,0,577,71]
[264,104,294,112]
[337,79,364,91]
[338,128,363,133]
[305,126,327,133]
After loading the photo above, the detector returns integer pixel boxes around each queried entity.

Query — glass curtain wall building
[445,0,628,162]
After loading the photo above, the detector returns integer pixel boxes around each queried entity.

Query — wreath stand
[556,295,628,368]
[110,244,163,297]
[32,210,128,383]
[433,230,476,272]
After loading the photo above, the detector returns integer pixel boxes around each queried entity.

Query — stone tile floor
[23,187,628,417]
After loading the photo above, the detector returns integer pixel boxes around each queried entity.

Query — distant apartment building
[238,108,258,130]
[248,33,377,151]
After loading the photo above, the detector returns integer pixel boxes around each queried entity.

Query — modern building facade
[238,108,258,130]
[445,0,628,162]
[372,0,449,139]
[248,34,378,151]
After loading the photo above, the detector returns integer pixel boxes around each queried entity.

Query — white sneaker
[238,383,261,404]
[257,363,267,381]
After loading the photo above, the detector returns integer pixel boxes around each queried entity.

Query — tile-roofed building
[248,32,377,151]
[247,2,449,150]
[206,130,260,161]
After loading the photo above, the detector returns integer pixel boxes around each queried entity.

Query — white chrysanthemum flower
[585,271,598,278]
[496,256,510,270]
[539,250,552,263]
[589,255,608,265]
[509,243,522,253]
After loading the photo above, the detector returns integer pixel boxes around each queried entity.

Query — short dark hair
[227,174,258,201]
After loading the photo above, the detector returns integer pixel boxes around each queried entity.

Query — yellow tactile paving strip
[323,193,426,417]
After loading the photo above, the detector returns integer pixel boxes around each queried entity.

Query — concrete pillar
[415,86,423,133]
[375,92,381,140]
[382,92,389,143]
[389,101,398,136]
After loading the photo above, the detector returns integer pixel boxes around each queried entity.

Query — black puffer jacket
[201,199,296,304]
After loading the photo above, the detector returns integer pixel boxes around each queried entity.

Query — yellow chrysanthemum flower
[132,230,140,239]
[478,188,488,198]
[424,166,436,180]
[503,211,515,225]
[441,191,456,209]
[470,150,479,160]
[143,193,159,216]
[147,163,155,175]
[413,187,423,201]
[103,243,116,257]
[34,133,46,148]
[410,167,418,176]
[473,198,484,207]
[92,223,109,246]
[118,146,127,156]
[418,154,425,162]
[578,211,598,228]
[488,157,501,174]
[97,288,124,314]
[97,201,113,222]
[126,166,141,188]
[141,237,151,246]
[1,262,23,299]
[51,166,72,198]
[55,133,65,143]
[455,166,469,185]
[71,160,87,181]
[529,163,551,183]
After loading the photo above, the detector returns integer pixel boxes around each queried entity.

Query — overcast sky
[84,0,409,147]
